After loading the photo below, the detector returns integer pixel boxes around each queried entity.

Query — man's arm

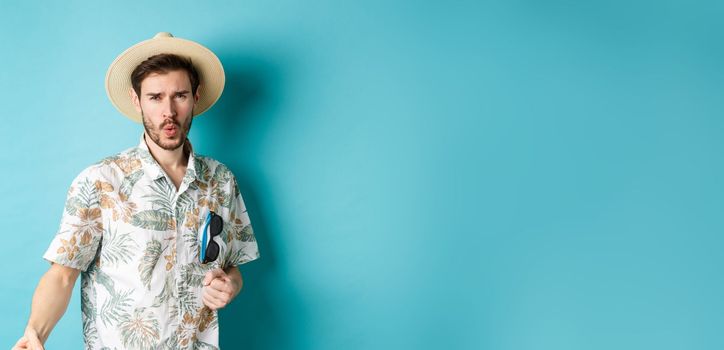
[13,263,80,350]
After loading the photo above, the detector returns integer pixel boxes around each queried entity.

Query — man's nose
[161,97,177,118]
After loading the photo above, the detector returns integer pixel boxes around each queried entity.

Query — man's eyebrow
[144,90,189,97]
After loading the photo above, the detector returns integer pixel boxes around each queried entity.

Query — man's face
[132,70,200,151]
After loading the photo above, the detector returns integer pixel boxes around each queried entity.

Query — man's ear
[129,88,142,113]
[194,85,202,104]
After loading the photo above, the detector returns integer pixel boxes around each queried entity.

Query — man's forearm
[26,264,79,344]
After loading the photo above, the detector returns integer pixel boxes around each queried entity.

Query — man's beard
[141,109,194,151]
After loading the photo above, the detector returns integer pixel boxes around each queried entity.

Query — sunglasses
[200,211,223,264]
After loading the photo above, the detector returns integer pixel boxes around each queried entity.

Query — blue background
[2,0,724,349]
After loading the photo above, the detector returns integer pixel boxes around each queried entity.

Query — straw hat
[105,32,225,123]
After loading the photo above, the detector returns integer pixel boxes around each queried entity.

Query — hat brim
[105,34,225,123]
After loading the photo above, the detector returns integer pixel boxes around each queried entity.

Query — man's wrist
[24,325,45,344]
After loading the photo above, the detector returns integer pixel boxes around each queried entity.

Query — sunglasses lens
[204,241,219,263]
[210,215,223,237]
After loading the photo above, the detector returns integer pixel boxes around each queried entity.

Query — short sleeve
[43,168,104,271]
[222,176,260,267]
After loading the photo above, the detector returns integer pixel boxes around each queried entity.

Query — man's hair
[130,53,201,97]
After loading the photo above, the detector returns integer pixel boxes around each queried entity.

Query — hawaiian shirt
[43,134,260,349]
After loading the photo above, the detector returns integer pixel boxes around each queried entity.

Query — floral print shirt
[43,135,260,349]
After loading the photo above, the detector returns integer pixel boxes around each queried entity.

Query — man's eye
[149,96,160,101]
[175,94,187,99]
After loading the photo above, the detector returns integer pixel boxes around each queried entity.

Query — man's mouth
[162,124,178,137]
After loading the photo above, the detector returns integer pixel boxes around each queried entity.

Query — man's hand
[202,267,243,310]
[13,327,44,350]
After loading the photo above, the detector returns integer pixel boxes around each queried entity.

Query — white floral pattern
[44,134,260,349]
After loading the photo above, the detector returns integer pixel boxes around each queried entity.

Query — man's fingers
[13,336,29,350]
[209,278,234,294]
[15,338,43,350]
[201,268,237,310]
[202,292,224,310]
[202,268,226,286]
[205,284,232,302]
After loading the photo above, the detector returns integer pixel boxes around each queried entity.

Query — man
[13,32,260,350]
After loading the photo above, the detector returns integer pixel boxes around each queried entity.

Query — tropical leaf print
[152,273,176,305]
[196,163,234,211]
[182,262,207,286]
[71,208,103,246]
[64,178,99,216]
[156,335,179,350]
[182,171,196,188]
[184,207,201,232]
[177,313,196,348]
[197,181,214,211]
[100,288,133,327]
[118,307,160,349]
[113,154,142,175]
[80,268,99,347]
[197,306,217,332]
[228,210,254,242]
[175,191,194,224]
[211,164,232,186]
[226,248,257,266]
[195,157,210,182]
[145,179,175,215]
[82,316,99,347]
[56,234,80,261]
[97,154,119,167]
[94,180,114,193]
[80,273,96,318]
[183,207,202,252]
[119,170,143,200]
[64,196,83,216]
[178,263,207,315]
[76,178,100,208]
[198,181,231,212]
[101,228,138,266]
[138,239,162,290]
[238,225,256,242]
[164,245,176,271]
[131,210,173,231]
[93,268,116,294]
[101,193,138,223]
[151,273,179,325]
[177,306,219,348]
[215,188,232,209]
[137,148,157,166]
[194,339,220,350]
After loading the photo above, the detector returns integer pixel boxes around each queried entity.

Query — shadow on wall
[202,48,307,349]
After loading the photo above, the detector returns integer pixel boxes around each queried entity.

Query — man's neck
[143,133,189,171]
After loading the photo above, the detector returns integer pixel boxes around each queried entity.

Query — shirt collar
[136,133,200,185]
